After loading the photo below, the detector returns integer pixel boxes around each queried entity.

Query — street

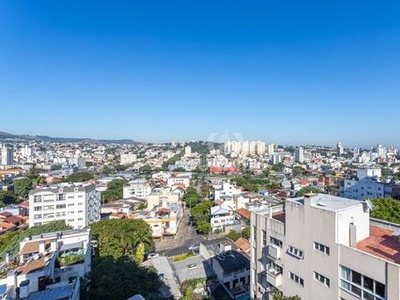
[155,205,203,256]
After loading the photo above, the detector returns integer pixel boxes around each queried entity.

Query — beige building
[250,194,400,300]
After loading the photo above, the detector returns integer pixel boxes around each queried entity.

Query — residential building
[29,183,101,229]
[337,142,344,157]
[210,203,239,233]
[294,147,304,163]
[123,179,152,199]
[0,228,91,300]
[357,167,382,180]
[134,201,183,238]
[184,146,192,157]
[250,194,400,300]
[1,147,13,166]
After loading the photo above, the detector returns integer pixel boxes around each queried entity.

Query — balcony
[268,244,281,260]
[267,269,282,287]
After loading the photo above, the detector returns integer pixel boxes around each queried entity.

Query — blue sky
[1,1,399,146]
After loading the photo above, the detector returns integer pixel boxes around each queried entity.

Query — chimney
[349,223,357,247]
[39,240,46,254]
[50,239,57,252]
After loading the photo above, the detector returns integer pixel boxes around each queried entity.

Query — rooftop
[27,282,75,300]
[289,194,362,212]
[213,250,249,273]
[17,252,54,275]
[357,225,400,265]
[272,211,285,223]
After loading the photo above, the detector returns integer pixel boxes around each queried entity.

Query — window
[78,218,83,221]
[56,204,66,209]
[289,272,304,287]
[314,242,330,255]
[270,236,283,248]
[34,214,42,219]
[262,230,267,246]
[78,202,83,206]
[68,203,75,206]
[288,245,303,259]
[78,210,83,213]
[56,194,65,201]
[340,265,385,299]
[68,195,74,199]
[314,272,330,287]
[34,206,42,211]
[78,195,83,198]
[34,195,42,203]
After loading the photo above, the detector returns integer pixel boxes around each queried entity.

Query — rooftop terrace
[357,225,400,265]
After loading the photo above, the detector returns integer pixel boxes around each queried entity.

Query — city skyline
[1,1,399,145]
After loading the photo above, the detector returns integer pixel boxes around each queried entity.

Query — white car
[147,252,159,259]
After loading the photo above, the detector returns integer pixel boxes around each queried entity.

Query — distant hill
[0,131,139,144]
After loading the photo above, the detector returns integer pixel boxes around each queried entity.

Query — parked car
[147,252,159,259]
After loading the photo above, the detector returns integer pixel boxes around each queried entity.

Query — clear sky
[1,1,399,147]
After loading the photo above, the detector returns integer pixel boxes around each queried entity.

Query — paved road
[155,207,201,254]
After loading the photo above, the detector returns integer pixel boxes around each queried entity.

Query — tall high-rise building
[184,145,192,157]
[336,142,344,157]
[294,147,304,163]
[267,144,275,155]
[256,141,266,156]
[1,146,14,166]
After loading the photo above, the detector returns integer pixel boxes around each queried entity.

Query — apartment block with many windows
[250,193,400,300]
[29,183,101,229]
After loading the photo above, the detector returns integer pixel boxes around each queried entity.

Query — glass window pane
[363,276,374,292]
[375,281,385,297]
[352,271,362,285]
[341,266,350,280]
[363,291,374,300]
[351,284,362,296]
[340,280,350,291]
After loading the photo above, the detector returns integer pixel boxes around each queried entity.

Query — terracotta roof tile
[235,237,251,254]
[237,208,251,220]
[357,225,400,264]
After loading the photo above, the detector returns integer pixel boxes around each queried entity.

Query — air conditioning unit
[268,244,281,260]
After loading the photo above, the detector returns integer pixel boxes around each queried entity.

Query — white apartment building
[166,176,190,188]
[1,147,14,166]
[0,229,91,300]
[294,147,304,163]
[251,194,400,300]
[29,183,101,229]
[123,181,152,199]
[357,167,382,180]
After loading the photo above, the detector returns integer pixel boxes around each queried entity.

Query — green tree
[91,219,154,259]
[295,186,325,197]
[101,178,127,202]
[0,190,17,206]
[292,166,306,177]
[182,187,202,207]
[242,226,250,239]
[65,172,94,183]
[370,198,400,224]
[382,168,394,177]
[13,177,32,199]
[0,220,71,257]
[197,220,211,234]
[89,256,161,300]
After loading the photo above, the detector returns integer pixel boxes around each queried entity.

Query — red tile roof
[0,212,12,218]
[357,226,400,264]
[235,237,251,254]
[236,208,251,220]
[17,200,30,208]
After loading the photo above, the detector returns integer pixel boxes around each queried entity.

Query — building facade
[251,194,400,300]
[29,183,101,229]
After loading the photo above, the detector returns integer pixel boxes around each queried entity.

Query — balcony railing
[266,269,282,287]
